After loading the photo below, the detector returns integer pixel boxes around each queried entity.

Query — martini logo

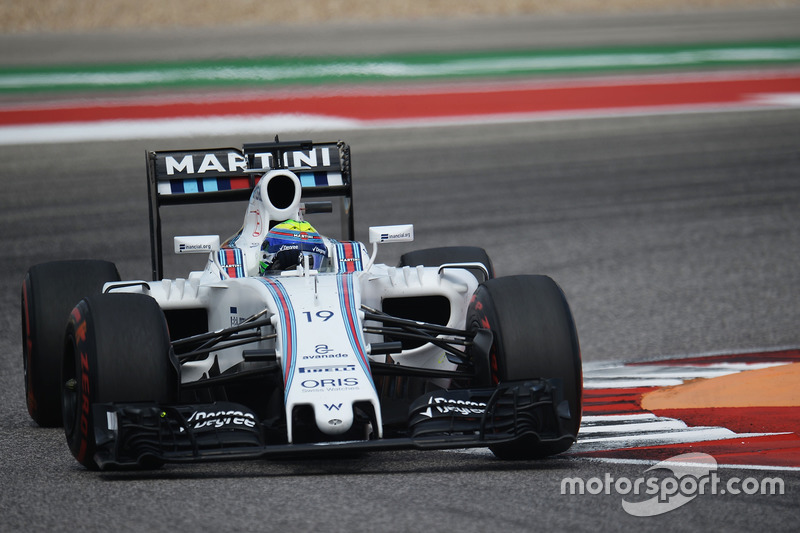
[161,147,334,176]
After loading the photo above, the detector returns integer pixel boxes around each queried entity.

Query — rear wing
[146,139,353,280]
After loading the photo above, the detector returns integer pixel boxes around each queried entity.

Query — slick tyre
[62,293,178,470]
[399,246,494,281]
[466,275,582,459]
[21,260,120,427]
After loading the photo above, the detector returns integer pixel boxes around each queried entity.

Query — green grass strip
[2,41,800,94]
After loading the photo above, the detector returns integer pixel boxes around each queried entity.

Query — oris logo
[301,378,359,389]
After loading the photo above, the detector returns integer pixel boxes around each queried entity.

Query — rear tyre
[21,260,120,427]
[62,293,178,470]
[399,246,494,280]
[466,275,582,459]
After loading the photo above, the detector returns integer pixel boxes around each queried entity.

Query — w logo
[324,403,342,411]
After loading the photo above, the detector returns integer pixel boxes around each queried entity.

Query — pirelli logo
[298,364,357,374]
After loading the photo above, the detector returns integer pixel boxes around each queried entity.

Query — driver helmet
[259,219,327,274]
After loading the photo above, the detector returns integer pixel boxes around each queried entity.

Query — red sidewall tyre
[62,293,177,470]
[22,260,119,427]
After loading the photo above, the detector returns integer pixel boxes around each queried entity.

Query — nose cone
[314,403,354,436]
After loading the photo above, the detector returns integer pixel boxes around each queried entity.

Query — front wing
[91,379,576,469]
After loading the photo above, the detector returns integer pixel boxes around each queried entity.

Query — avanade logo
[560,453,785,516]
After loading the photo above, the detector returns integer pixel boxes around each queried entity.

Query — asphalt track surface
[2,8,800,532]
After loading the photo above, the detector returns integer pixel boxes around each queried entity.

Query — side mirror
[365,224,414,270]
[368,224,414,244]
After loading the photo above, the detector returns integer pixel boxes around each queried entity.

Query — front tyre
[62,293,178,469]
[466,275,582,459]
[22,260,120,427]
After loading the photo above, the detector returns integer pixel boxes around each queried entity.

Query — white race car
[22,139,582,469]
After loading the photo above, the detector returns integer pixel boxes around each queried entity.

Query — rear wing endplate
[146,139,353,280]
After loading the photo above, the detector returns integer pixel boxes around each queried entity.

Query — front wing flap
[91,379,576,469]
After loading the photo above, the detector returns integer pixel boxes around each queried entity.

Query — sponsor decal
[186,409,257,430]
[179,243,213,252]
[301,353,349,360]
[301,345,349,359]
[419,396,487,418]
[381,231,412,241]
[161,147,334,176]
[250,147,333,170]
[164,152,247,176]
[298,364,356,374]
[230,306,242,327]
[301,377,359,391]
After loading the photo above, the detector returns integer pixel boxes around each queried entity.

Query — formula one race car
[22,139,582,469]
